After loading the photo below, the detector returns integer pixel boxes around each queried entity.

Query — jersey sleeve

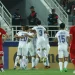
[28,33,34,36]
[0,28,6,34]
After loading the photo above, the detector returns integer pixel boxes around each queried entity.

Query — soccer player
[0,28,8,72]
[44,32,50,68]
[69,25,75,73]
[55,23,69,72]
[14,26,29,69]
[32,20,47,67]
[27,29,36,69]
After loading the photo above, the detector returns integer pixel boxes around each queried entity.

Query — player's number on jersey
[39,30,42,36]
[58,35,65,43]
[21,35,27,41]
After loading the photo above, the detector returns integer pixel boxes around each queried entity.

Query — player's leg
[70,52,75,73]
[0,55,4,72]
[22,45,28,69]
[44,44,50,68]
[58,49,64,72]
[40,38,47,63]
[14,47,21,69]
[35,39,41,67]
[35,51,40,67]
[31,56,36,69]
[29,44,36,69]
[64,50,69,72]
[19,56,23,69]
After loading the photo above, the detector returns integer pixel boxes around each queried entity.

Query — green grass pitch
[0,69,74,75]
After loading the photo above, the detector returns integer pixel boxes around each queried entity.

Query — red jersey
[70,26,75,50]
[0,28,6,50]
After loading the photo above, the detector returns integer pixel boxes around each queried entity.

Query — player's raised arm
[14,33,25,39]
[25,33,36,38]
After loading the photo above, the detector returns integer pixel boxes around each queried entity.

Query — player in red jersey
[69,26,75,73]
[0,28,8,72]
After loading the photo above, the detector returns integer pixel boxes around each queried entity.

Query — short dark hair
[25,26,29,31]
[52,9,55,12]
[30,6,34,9]
[37,20,41,25]
[60,23,65,29]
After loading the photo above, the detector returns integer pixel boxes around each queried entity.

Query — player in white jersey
[27,28,36,69]
[14,26,33,69]
[55,23,69,72]
[44,32,50,68]
[32,20,47,67]
[14,26,29,69]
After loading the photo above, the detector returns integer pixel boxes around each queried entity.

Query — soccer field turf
[0,69,74,75]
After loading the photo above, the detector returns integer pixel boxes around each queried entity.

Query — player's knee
[0,56,2,60]
[59,58,63,62]
[16,56,19,60]
[38,48,40,51]
[64,57,68,61]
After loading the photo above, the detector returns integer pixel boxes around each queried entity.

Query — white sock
[35,58,39,66]
[25,58,28,67]
[59,62,63,71]
[19,59,22,68]
[32,57,35,68]
[1,68,4,71]
[64,61,68,69]
[46,57,50,66]
[22,56,26,68]
[14,56,19,67]
[43,57,49,66]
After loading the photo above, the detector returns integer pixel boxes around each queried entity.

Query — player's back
[36,25,46,38]
[55,30,69,45]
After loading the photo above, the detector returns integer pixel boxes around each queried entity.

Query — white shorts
[17,44,28,56]
[58,45,69,58]
[36,37,46,50]
[27,42,36,56]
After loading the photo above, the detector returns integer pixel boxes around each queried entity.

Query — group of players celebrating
[0,20,75,74]
[14,20,50,70]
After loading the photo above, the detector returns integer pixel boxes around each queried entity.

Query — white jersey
[16,31,28,46]
[32,25,46,38]
[28,32,34,43]
[44,33,49,44]
[55,30,69,45]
